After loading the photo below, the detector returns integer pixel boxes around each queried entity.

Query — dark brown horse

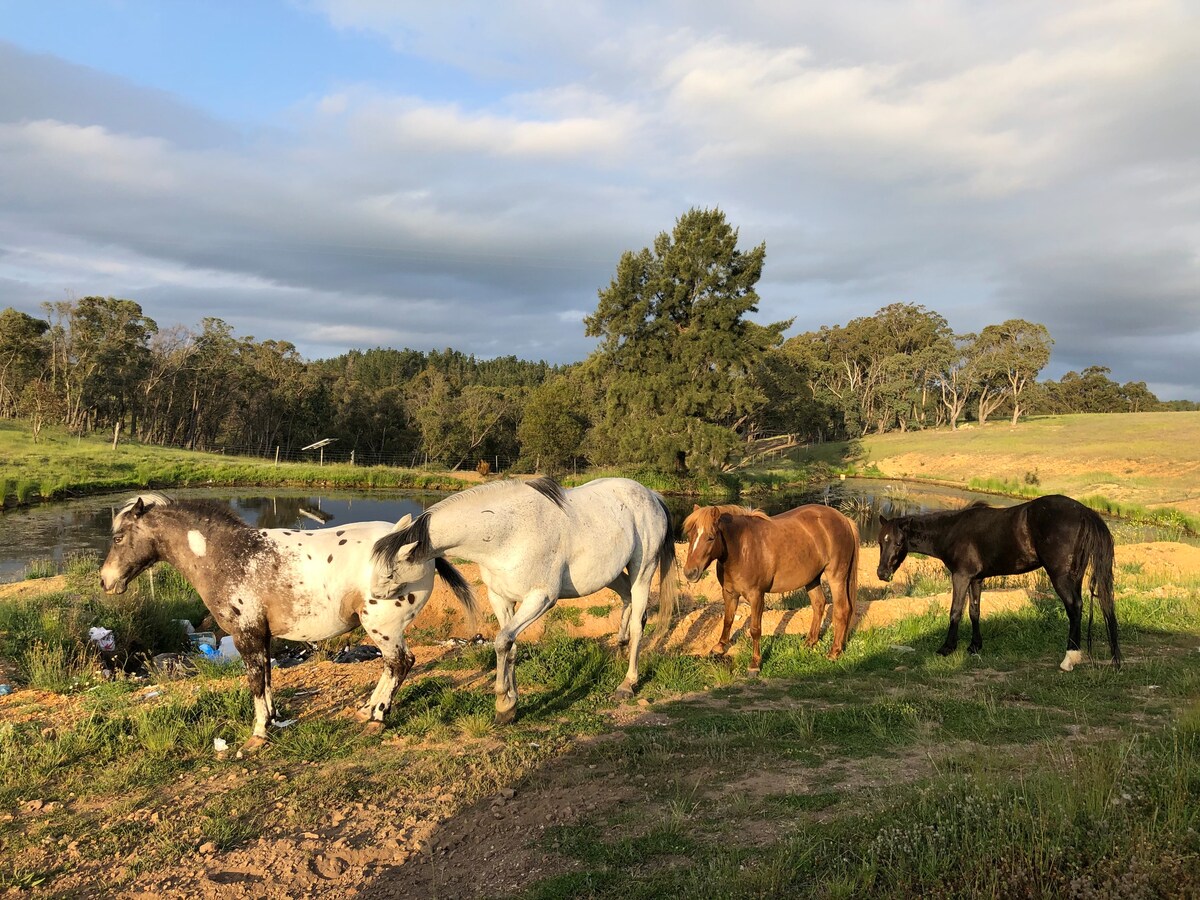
[682,504,860,672]
[876,494,1120,670]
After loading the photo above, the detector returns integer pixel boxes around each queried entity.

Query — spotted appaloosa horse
[372,477,678,724]
[876,495,1121,670]
[682,504,861,672]
[99,494,478,748]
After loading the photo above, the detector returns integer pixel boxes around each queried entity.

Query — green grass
[0,419,474,507]
[0,558,1197,895]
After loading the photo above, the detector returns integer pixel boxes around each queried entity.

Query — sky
[0,1,1197,398]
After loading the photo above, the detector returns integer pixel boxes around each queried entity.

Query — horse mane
[112,492,174,532]
[682,504,767,533]
[371,511,435,564]
[114,493,252,534]
[525,475,567,510]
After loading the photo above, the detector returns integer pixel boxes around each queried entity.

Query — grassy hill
[781,412,1200,529]
[0,421,472,507]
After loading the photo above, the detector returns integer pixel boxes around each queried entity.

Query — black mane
[526,475,567,510]
[371,512,435,564]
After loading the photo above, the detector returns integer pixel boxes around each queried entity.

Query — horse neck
[423,502,490,560]
[904,517,948,559]
[425,487,552,562]
[145,508,233,600]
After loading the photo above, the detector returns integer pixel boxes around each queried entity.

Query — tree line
[0,209,1190,474]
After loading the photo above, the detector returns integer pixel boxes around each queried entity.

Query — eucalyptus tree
[0,308,49,418]
[969,319,1053,425]
[517,374,588,473]
[584,207,789,473]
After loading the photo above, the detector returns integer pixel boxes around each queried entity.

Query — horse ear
[692,504,700,512]
[390,514,413,533]
[393,541,419,562]
[131,498,147,518]
[879,515,891,526]
[716,513,734,529]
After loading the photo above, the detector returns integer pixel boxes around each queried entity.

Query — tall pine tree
[584,208,789,472]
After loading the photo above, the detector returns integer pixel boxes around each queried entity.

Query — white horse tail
[652,496,679,644]
[434,557,480,633]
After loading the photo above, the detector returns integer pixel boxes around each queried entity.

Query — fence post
[274,446,280,467]
[350,449,355,466]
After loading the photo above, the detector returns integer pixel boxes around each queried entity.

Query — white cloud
[1,4,1198,396]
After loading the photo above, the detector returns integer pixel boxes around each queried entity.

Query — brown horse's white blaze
[100,495,477,748]
[682,503,861,672]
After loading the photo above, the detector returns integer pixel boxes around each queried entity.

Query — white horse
[371,477,679,724]
[100,494,477,748]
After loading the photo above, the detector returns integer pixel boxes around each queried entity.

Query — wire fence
[174,441,526,474]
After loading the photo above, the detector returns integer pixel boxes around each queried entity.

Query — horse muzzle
[683,567,705,583]
[99,574,127,595]
[876,568,893,583]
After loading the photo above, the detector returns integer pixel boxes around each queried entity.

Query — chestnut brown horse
[682,504,860,672]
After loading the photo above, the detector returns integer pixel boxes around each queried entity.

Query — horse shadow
[671,590,826,671]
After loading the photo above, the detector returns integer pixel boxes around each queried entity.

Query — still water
[0,480,1004,583]
[0,479,1178,583]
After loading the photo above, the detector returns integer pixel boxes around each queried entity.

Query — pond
[0,479,1183,583]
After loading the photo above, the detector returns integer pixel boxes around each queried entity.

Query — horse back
[724,504,856,594]
[940,501,1045,577]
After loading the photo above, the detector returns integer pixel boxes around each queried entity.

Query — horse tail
[845,515,860,616]
[652,496,679,645]
[434,557,480,634]
[1079,508,1121,669]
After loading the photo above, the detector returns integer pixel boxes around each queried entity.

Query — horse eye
[114,535,124,545]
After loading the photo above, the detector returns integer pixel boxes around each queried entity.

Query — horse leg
[966,579,983,654]
[357,596,423,728]
[803,581,826,650]
[233,624,272,750]
[357,643,415,732]
[615,571,653,699]
[1051,570,1086,672]
[493,589,555,725]
[747,590,766,676]
[827,574,854,661]
[610,572,634,650]
[938,574,972,656]
[711,585,739,657]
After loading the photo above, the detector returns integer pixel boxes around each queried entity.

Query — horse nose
[683,567,702,583]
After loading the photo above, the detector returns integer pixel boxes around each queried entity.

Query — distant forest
[1,210,1193,474]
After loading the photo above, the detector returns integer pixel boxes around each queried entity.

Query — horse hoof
[825,650,842,662]
[936,645,956,657]
[362,720,385,735]
[967,644,982,655]
[241,735,267,753]
[353,708,373,724]
[495,707,516,726]
[746,667,761,678]
[1059,650,1083,672]
[804,640,819,651]
[613,685,634,700]
[709,646,728,658]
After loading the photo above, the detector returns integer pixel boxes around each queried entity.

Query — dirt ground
[3,540,1200,898]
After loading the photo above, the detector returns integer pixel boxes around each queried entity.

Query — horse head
[369,514,427,599]
[876,515,910,582]
[681,505,728,583]
[100,495,167,594]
